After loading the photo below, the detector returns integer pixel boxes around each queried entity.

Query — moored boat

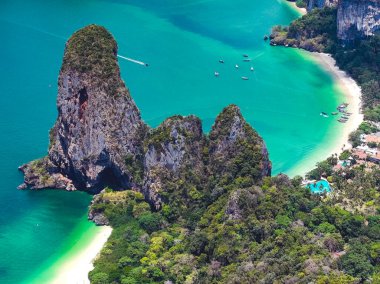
[241,76,249,80]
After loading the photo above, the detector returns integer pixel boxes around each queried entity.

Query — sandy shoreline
[311,52,363,154]
[279,1,363,178]
[284,1,307,16]
[51,226,112,284]
[289,52,363,177]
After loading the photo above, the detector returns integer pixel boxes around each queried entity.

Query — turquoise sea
[0,0,346,283]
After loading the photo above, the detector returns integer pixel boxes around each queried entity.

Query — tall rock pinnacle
[19,25,146,192]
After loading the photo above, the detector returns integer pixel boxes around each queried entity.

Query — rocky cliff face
[142,115,205,209]
[209,105,271,184]
[19,25,271,209]
[337,0,380,41]
[307,0,338,11]
[19,25,147,192]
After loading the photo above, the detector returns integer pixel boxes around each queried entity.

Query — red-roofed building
[365,133,380,144]
[333,164,343,171]
[352,149,368,160]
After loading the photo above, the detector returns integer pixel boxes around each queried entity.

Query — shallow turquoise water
[0,0,345,282]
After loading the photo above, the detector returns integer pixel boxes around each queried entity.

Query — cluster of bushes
[89,166,380,283]
[62,25,122,96]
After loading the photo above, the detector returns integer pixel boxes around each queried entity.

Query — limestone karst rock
[19,25,147,192]
[337,0,380,41]
[19,26,272,208]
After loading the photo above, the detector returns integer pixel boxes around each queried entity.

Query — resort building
[364,132,380,144]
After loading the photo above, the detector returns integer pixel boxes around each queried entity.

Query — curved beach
[51,226,112,284]
[312,52,363,151]
[288,52,363,177]
[283,0,307,16]
[281,0,363,177]
[27,224,112,284]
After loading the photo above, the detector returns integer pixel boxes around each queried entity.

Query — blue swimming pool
[308,180,331,194]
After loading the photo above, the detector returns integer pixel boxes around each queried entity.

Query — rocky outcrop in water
[19,25,147,192]
[19,25,271,211]
[337,0,380,41]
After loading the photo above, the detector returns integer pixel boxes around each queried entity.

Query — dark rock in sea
[17,183,27,190]
[18,157,76,190]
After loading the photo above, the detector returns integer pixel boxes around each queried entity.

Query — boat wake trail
[250,52,265,61]
[117,55,148,66]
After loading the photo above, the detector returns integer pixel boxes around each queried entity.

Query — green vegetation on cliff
[61,25,123,96]
[62,25,118,76]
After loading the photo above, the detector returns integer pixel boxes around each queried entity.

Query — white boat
[241,76,249,80]
[214,71,219,77]
[235,64,239,69]
[250,67,254,71]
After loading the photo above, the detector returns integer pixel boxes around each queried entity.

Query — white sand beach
[288,52,363,177]
[52,226,112,284]
[284,0,307,16]
[311,52,363,154]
